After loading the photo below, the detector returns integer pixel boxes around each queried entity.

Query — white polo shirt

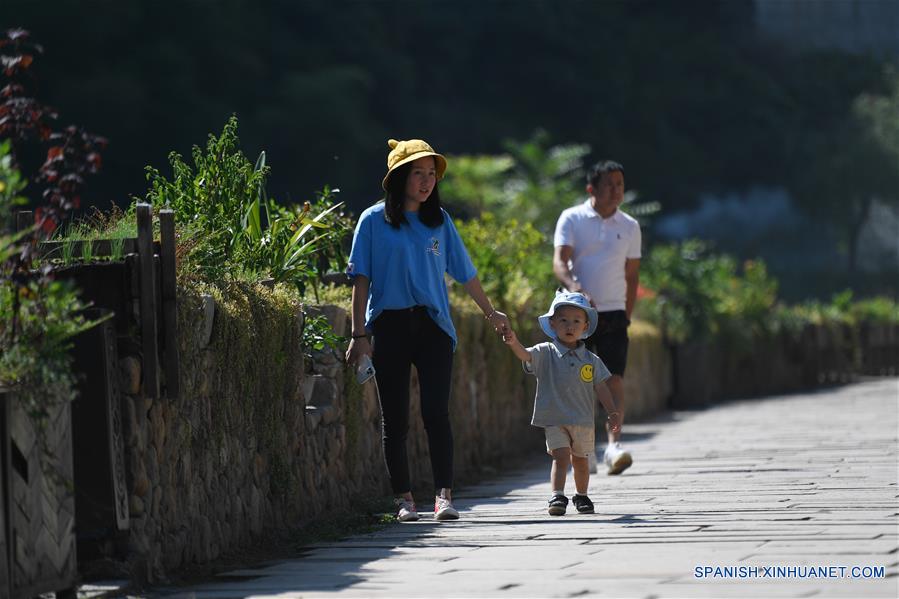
[554,201,642,312]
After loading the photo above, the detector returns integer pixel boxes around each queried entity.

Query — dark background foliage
[5,0,898,299]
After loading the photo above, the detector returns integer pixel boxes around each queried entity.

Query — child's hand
[606,411,622,434]
[503,329,517,345]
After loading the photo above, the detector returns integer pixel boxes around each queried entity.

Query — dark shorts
[585,310,629,376]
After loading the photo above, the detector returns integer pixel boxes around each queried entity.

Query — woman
[345,138,510,521]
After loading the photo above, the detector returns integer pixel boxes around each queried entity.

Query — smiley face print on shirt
[580,363,594,383]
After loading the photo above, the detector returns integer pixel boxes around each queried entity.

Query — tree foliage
[6,2,896,298]
[9,0,889,215]
[790,67,899,273]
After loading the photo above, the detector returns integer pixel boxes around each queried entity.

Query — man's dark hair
[383,161,445,228]
[586,160,625,187]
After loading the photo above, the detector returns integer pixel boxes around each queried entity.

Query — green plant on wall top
[454,212,555,316]
[638,239,778,344]
[144,115,269,280]
[144,116,350,294]
[639,239,899,345]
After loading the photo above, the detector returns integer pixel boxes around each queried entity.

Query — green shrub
[143,116,349,294]
[1,143,101,449]
[55,205,136,241]
[0,279,96,415]
[638,239,778,343]
[850,295,899,324]
[454,212,556,317]
[639,241,897,344]
[787,290,899,327]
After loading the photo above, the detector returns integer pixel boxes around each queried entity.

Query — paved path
[155,379,898,598]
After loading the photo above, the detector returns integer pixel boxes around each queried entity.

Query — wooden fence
[1,204,179,597]
[17,204,179,399]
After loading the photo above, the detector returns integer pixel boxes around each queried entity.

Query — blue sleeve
[444,213,477,283]
[346,209,372,279]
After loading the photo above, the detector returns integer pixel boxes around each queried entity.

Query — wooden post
[136,204,159,398]
[0,389,11,598]
[159,209,180,399]
[15,211,32,233]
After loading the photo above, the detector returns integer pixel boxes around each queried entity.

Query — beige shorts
[544,425,595,458]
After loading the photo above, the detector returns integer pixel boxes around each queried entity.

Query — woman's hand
[487,310,511,336]
[345,336,372,366]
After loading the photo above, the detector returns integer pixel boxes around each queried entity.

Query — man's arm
[553,245,581,292]
[624,258,640,320]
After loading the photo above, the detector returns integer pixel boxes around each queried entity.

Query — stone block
[302,375,316,405]
[249,485,262,535]
[133,470,150,498]
[307,375,336,408]
[122,395,140,447]
[200,293,216,348]
[130,494,145,517]
[319,405,338,425]
[119,355,142,395]
[305,406,322,430]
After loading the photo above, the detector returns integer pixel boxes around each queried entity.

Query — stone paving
[150,378,898,598]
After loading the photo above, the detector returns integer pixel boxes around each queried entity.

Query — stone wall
[670,323,899,409]
[115,280,896,581]
[118,283,673,581]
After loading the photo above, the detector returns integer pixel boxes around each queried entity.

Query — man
[552,160,641,475]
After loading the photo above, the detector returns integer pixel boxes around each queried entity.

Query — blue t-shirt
[346,203,477,349]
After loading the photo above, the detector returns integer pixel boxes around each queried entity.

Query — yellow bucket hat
[382,138,448,190]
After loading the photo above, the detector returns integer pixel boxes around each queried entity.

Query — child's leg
[571,455,590,495]
[550,448,571,493]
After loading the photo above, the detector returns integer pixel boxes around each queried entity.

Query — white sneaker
[587,451,598,474]
[395,497,419,522]
[434,489,460,521]
[603,442,633,475]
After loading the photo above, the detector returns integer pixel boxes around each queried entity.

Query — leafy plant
[788,290,899,327]
[110,236,125,261]
[301,313,345,362]
[144,116,348,293]
[238,183,346,294]
[144,115,267,280]
[0,278,96,410]
[638,239,778,344]
[442,130,589,233]
[80,238,93,263]
[850,295,899,325]
[60,235,75,265]
[454,212,555,316]
[1,30,106,473]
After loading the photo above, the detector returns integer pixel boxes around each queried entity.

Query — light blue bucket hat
[538,291,598,340]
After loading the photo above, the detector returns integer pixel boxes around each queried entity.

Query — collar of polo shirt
[552,339,588,358]
[584,199,622,222]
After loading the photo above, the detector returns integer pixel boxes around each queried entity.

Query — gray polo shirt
[524,340,611,427]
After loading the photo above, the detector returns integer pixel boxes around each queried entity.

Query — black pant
[585,310,630,376]
[372,306,454,494]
